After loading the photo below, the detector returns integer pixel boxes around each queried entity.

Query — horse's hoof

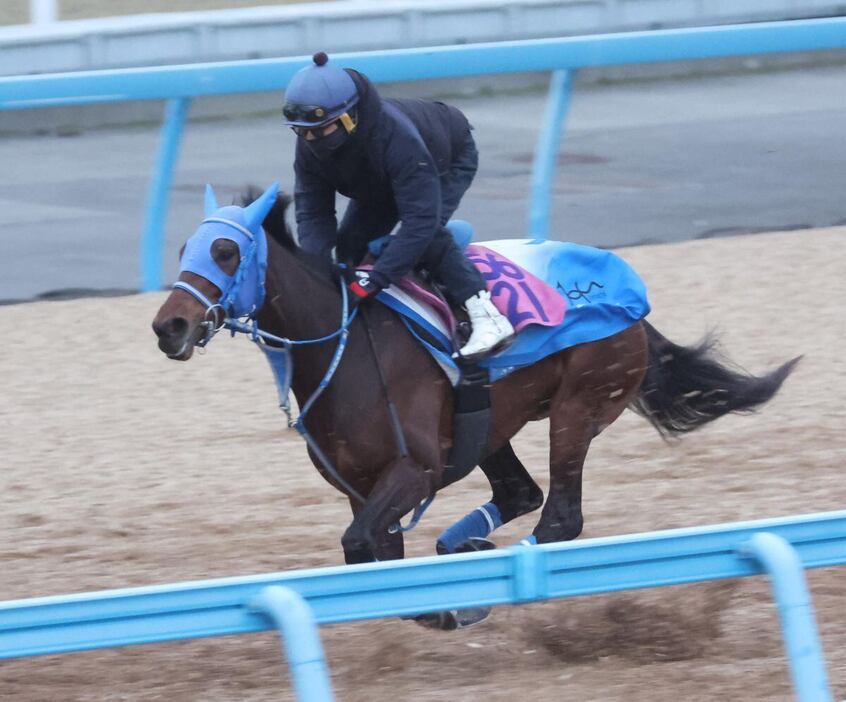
[455,536,497,553]
[436,535,497,555]
[415,537,495,629]
[409,611,459,631]
[410,607,492,630]
[452,606,492,628]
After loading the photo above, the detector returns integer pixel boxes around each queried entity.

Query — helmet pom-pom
[313,51,329,66]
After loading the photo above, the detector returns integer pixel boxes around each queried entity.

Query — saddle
[364,223,568,377]
[368,231,651,384]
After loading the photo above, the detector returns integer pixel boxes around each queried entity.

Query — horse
[152,183,799,623]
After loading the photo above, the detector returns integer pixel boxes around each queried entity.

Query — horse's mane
[237,186,336,283]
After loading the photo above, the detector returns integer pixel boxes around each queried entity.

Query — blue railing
[1,510,844,701]
[1,17,845,291]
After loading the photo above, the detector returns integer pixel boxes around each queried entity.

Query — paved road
[2,64,845,302]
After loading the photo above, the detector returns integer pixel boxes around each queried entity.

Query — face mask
[306,127,350,161]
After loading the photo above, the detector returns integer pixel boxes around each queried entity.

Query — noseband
[174,212,267,344]
[171,280,225,348]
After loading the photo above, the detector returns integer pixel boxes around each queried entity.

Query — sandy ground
[0,227,844,700]
[1,0,320,25]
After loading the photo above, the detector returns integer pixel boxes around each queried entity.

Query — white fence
[4,0,846,76]
[29,0,57,25]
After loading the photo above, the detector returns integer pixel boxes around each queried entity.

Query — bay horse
[152,183,798,596]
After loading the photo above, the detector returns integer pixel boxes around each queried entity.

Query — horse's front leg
[347,497,405,561]
[341,456,435,565]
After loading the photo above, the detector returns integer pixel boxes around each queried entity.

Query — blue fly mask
[175,182,279,324]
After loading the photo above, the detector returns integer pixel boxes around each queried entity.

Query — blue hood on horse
[177,183,278,318]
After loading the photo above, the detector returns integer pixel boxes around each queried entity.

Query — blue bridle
[176,212,267,320]
[172,182,356,403]
[173,184,274,335]
[171,183,374,507]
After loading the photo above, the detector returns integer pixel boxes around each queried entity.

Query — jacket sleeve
[294,156,338,259]
[372,133,442,283]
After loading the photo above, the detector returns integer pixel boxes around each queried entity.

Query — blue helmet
[283,52,359,128]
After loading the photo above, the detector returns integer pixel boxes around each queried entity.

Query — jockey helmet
[283,52,359,132]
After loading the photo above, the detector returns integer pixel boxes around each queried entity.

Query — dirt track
[1,227,844,700]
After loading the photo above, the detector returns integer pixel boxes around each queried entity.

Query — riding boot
[457,290,515,359]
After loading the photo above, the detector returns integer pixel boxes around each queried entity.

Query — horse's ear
[204,184,220,217]
[244,182,280,232]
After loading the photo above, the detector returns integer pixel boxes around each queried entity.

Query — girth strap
[358,303,410,459]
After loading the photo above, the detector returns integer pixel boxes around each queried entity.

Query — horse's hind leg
[435,441,543,553]
[341,456,434,565]
[485,442,545,523]
[532,327,647,544]
[532,408,592,544]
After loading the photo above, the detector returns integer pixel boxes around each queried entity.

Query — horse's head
[152,182,279,360]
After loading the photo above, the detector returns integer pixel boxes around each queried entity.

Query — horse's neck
[257,242,344,399]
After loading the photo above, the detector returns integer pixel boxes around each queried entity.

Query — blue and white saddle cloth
[377,238,651,385]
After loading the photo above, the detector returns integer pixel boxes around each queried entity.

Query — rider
[282,52,514,359]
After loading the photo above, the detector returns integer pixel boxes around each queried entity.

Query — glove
[348,269,388,302]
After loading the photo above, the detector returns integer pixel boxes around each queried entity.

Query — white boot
[457,290,515,359]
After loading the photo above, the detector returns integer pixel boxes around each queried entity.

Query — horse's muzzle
[152,316,199,360]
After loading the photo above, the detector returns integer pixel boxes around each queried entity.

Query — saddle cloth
[376,237,651,385]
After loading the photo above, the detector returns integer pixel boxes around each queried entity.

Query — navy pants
[336,131,484,307]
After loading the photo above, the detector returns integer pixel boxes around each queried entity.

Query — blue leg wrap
[436,502,503,554]
[518,534,537,546]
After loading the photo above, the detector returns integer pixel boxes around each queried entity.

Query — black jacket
[293,70,471,282]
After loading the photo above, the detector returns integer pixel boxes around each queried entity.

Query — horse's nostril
[169,317,188,336]
[152,317,188,338]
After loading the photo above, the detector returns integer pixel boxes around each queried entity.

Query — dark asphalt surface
[2,64,845,302]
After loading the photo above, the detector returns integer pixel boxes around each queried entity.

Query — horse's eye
[211,240,240,276]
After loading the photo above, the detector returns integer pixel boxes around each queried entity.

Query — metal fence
[1,17,845,291]
[2,510,844,701]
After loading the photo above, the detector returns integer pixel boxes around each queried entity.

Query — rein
[230,287,431,531]
[356,303,434,534]
[178,270,368,504]
[174,230,431,529]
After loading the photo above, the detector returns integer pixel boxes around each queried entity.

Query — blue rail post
[528,69,574,243]
[510,544,547,603]
[741,532,833,702]
[251,585,335,702]
[140,97,191,292]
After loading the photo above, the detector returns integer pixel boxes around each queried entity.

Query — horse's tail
[629,320,801,438]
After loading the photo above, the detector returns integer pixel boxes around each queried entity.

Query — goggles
[291,123,336,139]
[283,101,347,126]
[289,109,358,139]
